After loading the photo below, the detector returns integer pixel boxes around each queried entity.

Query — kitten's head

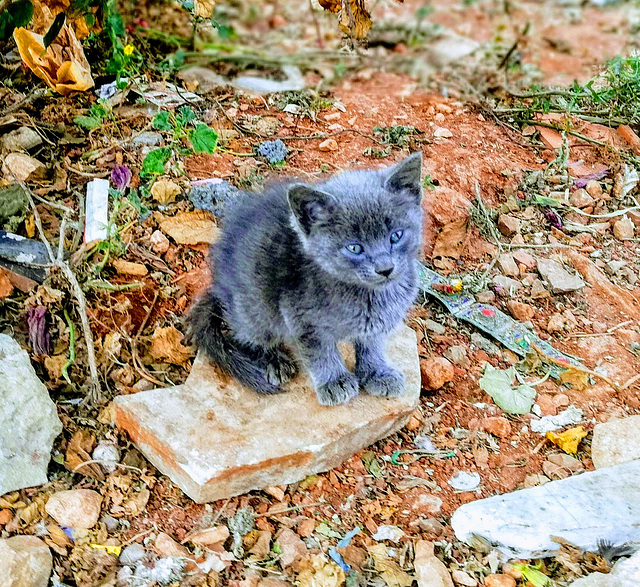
[287,152,423,288]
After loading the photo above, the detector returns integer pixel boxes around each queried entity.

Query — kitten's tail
[188,292,280,394]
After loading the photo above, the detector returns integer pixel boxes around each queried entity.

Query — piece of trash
[328,548,350,574]
[479,365,536,415]
[85,178,109,243]
[372,525,405,543]
[283,103,302,115]
[545,426,588,454]
[315,522,343,540]
[234,65,305,94]
[134,82,202,108]
[448,471,481,491]
[414,435,437,451]
[530,406,584,434]
[0,230,50,283]
[418,264,582,378]
[90,543,122,556]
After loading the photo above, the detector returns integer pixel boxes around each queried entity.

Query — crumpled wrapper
[14,25,94,95]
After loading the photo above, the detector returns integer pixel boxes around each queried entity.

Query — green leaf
[361,450,385,478]
[85,12,96,27]
[189,123,218,154]
[479,365,536,415]
[152,111,172,131]
[141,148,171,177]
[43,11,65,47]
[74,115,103,130]
[176,105,196,125]
[89,103,108,118]
[0,0,33,40]
[315,523,342,540]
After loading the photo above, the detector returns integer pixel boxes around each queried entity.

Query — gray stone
[492,275,522,294]
[537,258,585,293]
[130,131,163,148]
[444,345,470,369]
[569,551,640,586]
[451,459,640,558]
[0,335,62,495]
[427,33,480,67]
[425,319,446,335]
[0,535,52,587]
[120,543,147,566]
[114,325,421,503]
[591,415,640,469]
[605,260,627,275]
[177,66,226,94]
[471,333,500,356]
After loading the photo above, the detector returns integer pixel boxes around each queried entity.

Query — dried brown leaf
[159,210,219,245]
[65,430,104,481]
[149,326,194,365]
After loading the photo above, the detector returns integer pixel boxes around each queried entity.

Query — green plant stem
[61,309,75,385]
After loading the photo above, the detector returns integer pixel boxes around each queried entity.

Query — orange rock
[479,417,512,438]
[484,574,516,587]
[506,300,534,322]
[420,357,454,390]
[617,124,640,155]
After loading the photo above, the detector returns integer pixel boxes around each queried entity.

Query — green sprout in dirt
[373,125,423,147]
[276,90,335,121]
[74,99,115,131]
[141,106,218,178]
[423,174,436,189]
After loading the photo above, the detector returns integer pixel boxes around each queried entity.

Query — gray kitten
[189,152,423,405]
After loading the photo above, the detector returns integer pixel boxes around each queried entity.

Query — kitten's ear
[385,152,423,204]
[287,184,335,235]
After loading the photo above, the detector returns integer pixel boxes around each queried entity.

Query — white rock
[0,335,62,495]
[451,460,640,558]
[372,525,405,543]
[45,489,102,529]
[569,550,640,586]
[448,471,480,492]
[591,415,640,469]
[92,441,120,473]
[0,535,52,587]
[537,258,585,293]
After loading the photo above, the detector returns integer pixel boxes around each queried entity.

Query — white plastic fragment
[530,405,583,434]
[372,525,405,543]
[448,471,481,492]
[85,178,110,243]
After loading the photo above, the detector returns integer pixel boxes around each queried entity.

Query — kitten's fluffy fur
[189,153,423,405]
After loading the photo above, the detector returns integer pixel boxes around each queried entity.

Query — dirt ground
[1,0,640,585]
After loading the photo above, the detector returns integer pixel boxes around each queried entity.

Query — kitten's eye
[346,243,364,255]
[390,230,404,244]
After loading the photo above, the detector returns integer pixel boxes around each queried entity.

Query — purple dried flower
[543,207,563,230]
[573,168,609,189]
[110,165,132,192]
[27,306,51,355]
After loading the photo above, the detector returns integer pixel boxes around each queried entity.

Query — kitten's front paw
[316,373,359,406]
[264,348,298,386]
[359,367,405,398]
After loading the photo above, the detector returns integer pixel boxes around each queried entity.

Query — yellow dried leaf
[122,488,150,517]
[367,544,413,587]
[339,0,372,39]
[194,0,216,18]
[159,210,219,245]
[13,27,93,95]
[150,179,181,205]
[149,326,194,365]
[65,429,104,481]
[546,426,588,455]
[297,553,345,587]
[319,0,341,13]
[559,368,590,391]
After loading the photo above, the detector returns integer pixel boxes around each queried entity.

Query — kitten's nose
[375,265,395,278]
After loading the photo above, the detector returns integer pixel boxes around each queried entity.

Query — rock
[2,153,46,182]
[484,575,516,587]
[542,460,569,480]
[415,518,444,535]
[591,415,640,469]
[45,489,102,529]
[0,535,52,587]
[506,301,534,322]
[475,291,495,304]
[451,459,640,558]
[444,345,470,369]
[131,131,163,148]
[120,543,146,566]
[112,259,148,277]
[569,550,640,586]
[512,250,537,271]
[296,518,315,538]
[613,216,635,240]
[492,275,521,294]
[605,260,626,275]
[479,417,512,438]
[414,540,454,587]
[102,514,119,531]
[451,570,477,586]
[150,230,170,254]
[530,279,549,299]
[113,325,420,502]
[420,357,454,390]
[155,532,191,558]
[0,335,62,495]
[497,215,520,237]
[0,509,13,525]
[92,441,120,473]
[427,32,479,67]
[569,189,595,208]
[523,473,550,488]
[425,319,446,335]
[275,528,307,568]
[318,138,338,152]
[434,127,453,139]
[536,126,563,150]
[497,253,519,277]
[177,66,225,93]
[372,525,405,542]
[585,180,603,199]
[1,127,42,151]
[547,453,583,473]
[537,258,585,293]
[546,313,566,334]
[470,333,500,356]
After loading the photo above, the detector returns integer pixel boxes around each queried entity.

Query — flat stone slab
[591,415,640,469]
[451,459,640,559]
[113,325,420,503]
